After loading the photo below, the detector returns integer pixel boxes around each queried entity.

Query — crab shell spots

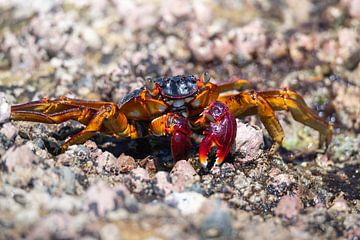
[156,75,198,99]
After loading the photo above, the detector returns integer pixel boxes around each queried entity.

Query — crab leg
[150,113,192,161]
[218,88,333,153]
[11,96,111,113]
[11,97,138,151]
[194,101,237,168]
[216,79,250,93]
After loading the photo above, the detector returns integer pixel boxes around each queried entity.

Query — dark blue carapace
[155,75,198,99]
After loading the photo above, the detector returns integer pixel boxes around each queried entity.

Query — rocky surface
[0,0,359,239]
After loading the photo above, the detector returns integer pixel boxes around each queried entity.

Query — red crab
[11,73,333,168]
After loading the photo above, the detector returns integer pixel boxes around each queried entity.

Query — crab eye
[202,72,211,83]
[145,77,155,91]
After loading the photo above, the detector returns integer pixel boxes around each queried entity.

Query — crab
[11,72,333,168]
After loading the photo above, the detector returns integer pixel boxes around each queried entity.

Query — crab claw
[167,114,193,161]
[198,101,237,168]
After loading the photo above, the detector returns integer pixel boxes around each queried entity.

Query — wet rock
[2,144,37,172]
[85,181,118,217]
[274,194,303,220]
[234,121,263,163]
[165,191,206,215]
[170,160,199,192]
[0,93,11,124]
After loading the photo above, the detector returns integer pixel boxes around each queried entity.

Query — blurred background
[0,0,359,239]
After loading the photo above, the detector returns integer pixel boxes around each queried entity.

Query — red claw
[198,101,237,168]
[171,131,192,161]
[166,114,193,161]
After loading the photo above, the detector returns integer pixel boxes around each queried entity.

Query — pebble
[2,144,37,172]
[155,171,175,196]
[0,93,11,124]
[55,167,76,195]
[188,32,215,62]
[165,191,206,215]
[346,0,360,19]
[233,20,267,61]
[170,160,199,192]
[100,224,122,240]
[274,194,303,220]
[126,167,151,193]
[80,27,101,49]
[200,203,233,240]
[118,154,138,173]
[267,169,296,196]
[85,181,118,217]
[26,213,75,240]
[0,122,18,140]
[329,194,350,212]
[234,122,264,163]
[96,151,117,173]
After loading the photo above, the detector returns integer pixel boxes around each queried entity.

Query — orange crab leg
[11,96,110,113]
[216,78,250,92]
[11,106,97,125]
[258,88,333,148]
[218,88,333,153]
[61,103,138,151]
[11,98,138,151]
